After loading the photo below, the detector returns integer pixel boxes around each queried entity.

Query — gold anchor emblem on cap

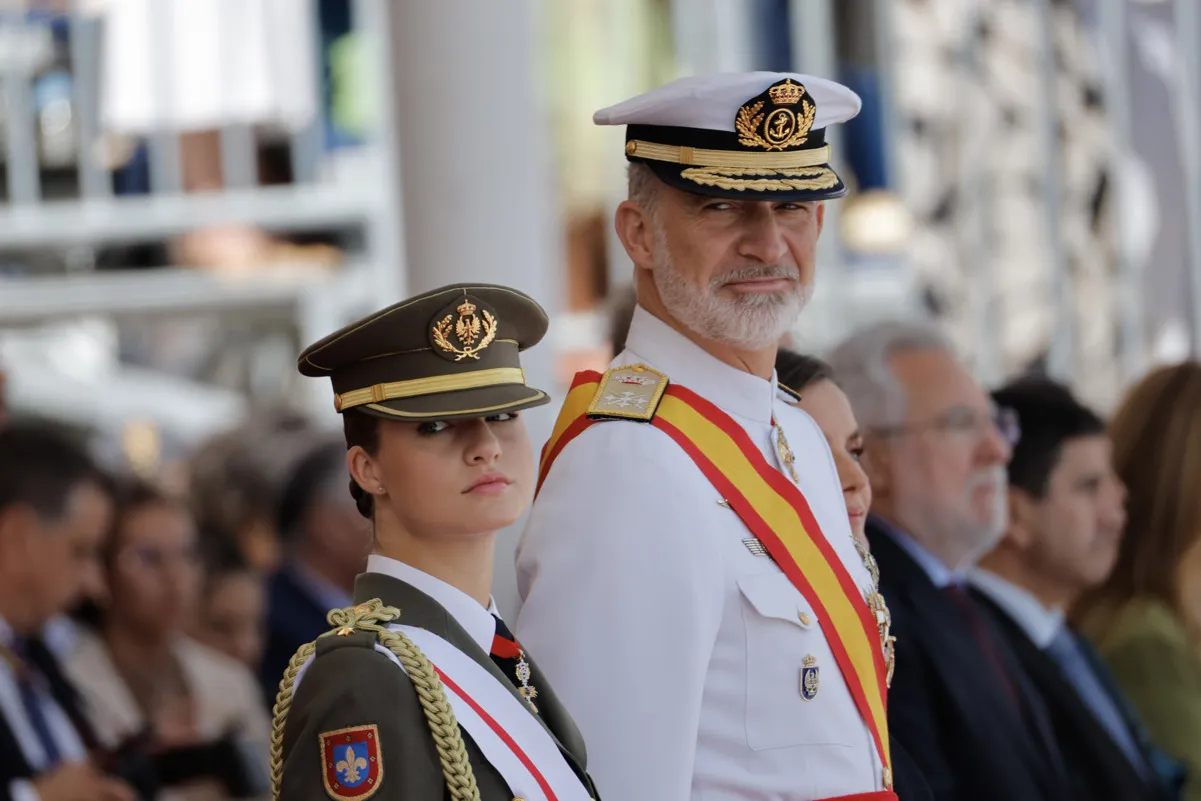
[736,79,817,152]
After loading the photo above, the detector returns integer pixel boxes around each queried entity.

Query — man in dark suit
[0,424,134,801]
[260,438,371,702]
[971,377,1184,801]
[829,322,1070,801]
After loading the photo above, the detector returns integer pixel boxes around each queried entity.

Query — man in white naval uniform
[515,73,905,801]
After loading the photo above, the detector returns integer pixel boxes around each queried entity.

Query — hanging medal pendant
[515,651,539,713]
[773,423,801,484]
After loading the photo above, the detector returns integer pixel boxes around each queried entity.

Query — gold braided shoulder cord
[270,600,481,801]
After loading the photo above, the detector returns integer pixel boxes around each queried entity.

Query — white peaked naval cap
[594,71,862,201]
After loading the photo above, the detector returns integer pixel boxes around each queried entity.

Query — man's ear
[1006,487,1039,551]
[347,447,382,498]
[614,200,656,272]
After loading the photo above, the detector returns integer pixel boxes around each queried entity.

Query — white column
[1098,0,1145,381]
[1035,0,1072,382]
[387,0,562,620]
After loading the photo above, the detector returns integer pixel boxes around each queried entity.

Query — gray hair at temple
[627,162,661,218]
[824,319,955,430]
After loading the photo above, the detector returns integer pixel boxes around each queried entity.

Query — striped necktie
[9,637,63,767]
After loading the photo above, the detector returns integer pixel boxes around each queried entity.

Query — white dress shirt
[515,307,884,801]
[0,616,88,801]
[874,518,963,589]
[365,555,500,652]
[968,569,1064,649]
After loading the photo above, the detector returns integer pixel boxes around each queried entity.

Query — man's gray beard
[963,464,1010,564]
[650,235,810,350]
[896,464,1010,572]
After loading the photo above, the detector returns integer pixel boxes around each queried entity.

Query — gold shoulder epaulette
[777,381,801,402]
[271,600,401,783]
[586,364,669,422]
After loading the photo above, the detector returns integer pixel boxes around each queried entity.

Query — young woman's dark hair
[775,349,834,395]
[342,410,381,519]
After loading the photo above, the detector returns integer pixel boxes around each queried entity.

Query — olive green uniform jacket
[276,572,599,801]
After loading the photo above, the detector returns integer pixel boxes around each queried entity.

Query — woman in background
[67,483,270,800]
[776,348,872,549]
[1075,361,1201,801]
[777,347,932,801]
[191,539,267,672]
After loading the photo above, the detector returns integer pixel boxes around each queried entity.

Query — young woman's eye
[849,444,866,462]
[417,420,452,436]
[486,412,519,424]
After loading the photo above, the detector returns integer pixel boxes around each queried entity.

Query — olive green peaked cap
[297,283,551,421]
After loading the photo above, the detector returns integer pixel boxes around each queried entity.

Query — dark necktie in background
[9,636,63,767]
[1046,627,1147,774]
[944,584,1022,708]
[953,585,1072,791]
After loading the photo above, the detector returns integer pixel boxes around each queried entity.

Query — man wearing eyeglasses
[827,321,1071,801]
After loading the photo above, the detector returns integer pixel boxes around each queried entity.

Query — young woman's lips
[465,473,512,495]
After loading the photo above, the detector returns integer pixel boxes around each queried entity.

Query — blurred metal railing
[0,0,405,439]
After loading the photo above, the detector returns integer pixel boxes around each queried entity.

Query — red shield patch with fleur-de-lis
[320,725,383,800]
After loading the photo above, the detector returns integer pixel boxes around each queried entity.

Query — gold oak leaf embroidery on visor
[679,166,840,193]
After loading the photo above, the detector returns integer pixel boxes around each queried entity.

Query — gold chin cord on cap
[625,140,830,169]
[334,367,526,412]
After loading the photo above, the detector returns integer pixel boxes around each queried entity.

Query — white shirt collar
[969,569,1065,649]
[875,517,963,588]
[0,615,77,658]
[289,559,353,612]
[365,554,499,653]
[621,305,778,425]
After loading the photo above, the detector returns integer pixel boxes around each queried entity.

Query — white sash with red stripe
[384,626,591,801]
[293,627,590,801]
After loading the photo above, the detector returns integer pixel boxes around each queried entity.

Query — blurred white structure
[0,0,403,441]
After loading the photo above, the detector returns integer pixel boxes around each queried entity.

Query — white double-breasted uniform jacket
[514,306,889,801]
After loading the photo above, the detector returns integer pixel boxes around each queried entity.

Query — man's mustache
[713,265,801,287]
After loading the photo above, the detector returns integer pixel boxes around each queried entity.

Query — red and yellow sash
[538,370,893,784]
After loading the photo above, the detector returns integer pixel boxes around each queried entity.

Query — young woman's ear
[347,446,383,497]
